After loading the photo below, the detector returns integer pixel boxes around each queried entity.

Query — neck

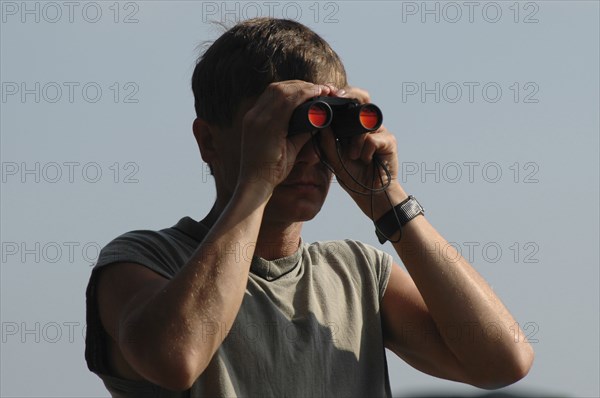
[255,220,303,260]
[200,199,303,262]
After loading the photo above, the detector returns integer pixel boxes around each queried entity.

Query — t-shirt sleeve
[93,229,188,279]
[85,229,188,375]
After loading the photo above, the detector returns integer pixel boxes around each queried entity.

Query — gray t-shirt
[85,216,393,397]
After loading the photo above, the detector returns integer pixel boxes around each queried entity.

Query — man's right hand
[237,80,334,196]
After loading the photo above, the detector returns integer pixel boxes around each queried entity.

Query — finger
[253,81,330,113]
[359,136,379,165]
[341,86,371,103]
[276,82,332,115]
[326,84,346,98]
[287,131,313,158]
[323,83,340,95]
[277,80,332,107]
[248,81,333,135]
[359,129,396,164]
[335,88,347,97]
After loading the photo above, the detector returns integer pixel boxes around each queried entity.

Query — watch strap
[375,195,424,244]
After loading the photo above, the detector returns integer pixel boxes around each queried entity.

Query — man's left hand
[318,86,408,220]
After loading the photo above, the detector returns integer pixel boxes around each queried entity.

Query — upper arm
[381,261,471,384]
[95,262,169,378]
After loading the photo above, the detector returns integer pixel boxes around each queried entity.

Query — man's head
[191,18,348,129]
[192,18,347,223]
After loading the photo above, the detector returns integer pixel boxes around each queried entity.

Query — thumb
[287,131,313,158]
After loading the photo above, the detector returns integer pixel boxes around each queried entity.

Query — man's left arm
[379,195,535,389]
[320,87,534,389]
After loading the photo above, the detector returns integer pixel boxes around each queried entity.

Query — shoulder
[94,220,200,279]
[103,224,194,248]
[305,239,393,300]
[307,239,392,266]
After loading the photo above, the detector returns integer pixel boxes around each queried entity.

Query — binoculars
[288,96,383,139]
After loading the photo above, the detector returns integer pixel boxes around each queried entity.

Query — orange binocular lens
[359,106,380,130]
[307,103,330,128]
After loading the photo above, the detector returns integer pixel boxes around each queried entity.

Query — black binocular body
[288,97,383,139]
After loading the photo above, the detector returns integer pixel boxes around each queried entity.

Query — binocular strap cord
[310,133,401,243]
[372,156,402,244]
[310,132,391,195]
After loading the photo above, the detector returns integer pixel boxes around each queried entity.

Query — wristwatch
[374,195,424,244]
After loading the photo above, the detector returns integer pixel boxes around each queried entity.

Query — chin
[291,209,321,222]
[264,196,325,224]
[268,205,323,223]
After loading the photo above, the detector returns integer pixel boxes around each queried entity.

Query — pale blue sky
[1,1,599,397]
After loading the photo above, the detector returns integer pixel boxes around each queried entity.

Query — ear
[192,118,218,167]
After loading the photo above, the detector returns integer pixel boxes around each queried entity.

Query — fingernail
[337,89,347,97]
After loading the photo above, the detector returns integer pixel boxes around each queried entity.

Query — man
[85,18,534,397]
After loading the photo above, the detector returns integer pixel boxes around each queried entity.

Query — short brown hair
[191,18,347,127]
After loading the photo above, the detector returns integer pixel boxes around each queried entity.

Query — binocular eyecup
[288,96,383,139]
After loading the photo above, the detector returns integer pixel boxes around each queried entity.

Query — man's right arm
[95,81,335,391]
[97,183,269,391]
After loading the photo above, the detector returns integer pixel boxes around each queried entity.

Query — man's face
[265,134,334,223]
[211,98,334,224]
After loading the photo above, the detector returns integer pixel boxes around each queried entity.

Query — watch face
[401,197,424,221]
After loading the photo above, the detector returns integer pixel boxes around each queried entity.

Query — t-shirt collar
[173,216,303,281]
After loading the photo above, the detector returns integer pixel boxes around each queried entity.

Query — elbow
[157,359,204,392]
[504,341,535,386]
[123,341,210,392]
[118,317,219,391]
[145,351,210,392]
[472,344,535,390]
[508,343,535,385]
[475,363,533,390]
